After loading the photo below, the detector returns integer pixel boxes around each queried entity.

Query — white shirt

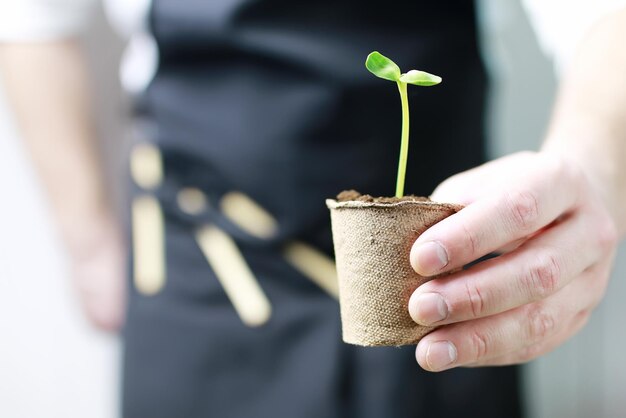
[1,0,625,87]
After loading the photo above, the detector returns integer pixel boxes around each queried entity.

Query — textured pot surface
[326,199,461,346]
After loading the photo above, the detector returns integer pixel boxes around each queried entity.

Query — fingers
[408,211,606,326]
[71,230,127,332]
[465,310,590,368]
[466,260,614,367]
[415,261,611,371]
[416,301,559,372]
[411,156,581,276]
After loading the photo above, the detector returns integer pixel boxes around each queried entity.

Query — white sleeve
[0,0,97,42]
[522,0,626,74]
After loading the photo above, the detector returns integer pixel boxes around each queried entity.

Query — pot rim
[326,198,463,211]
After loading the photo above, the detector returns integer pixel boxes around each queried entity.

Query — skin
[408,8,626,371]
[0,40,125,331]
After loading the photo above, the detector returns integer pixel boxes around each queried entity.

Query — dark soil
[336,190,431,204]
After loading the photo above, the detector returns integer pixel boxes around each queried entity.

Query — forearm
[542,8,626,236]
[0,40,117,256]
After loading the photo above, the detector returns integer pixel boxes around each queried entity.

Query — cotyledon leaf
[365,51,401,82]
[399,69,442,86]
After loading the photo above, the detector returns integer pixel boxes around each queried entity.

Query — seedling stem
[396,81,410,197]
[365,51,442,197]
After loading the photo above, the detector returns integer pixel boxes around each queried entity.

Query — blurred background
[0,1,624,417]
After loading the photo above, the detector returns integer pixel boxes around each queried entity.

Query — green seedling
[365,51,442,197]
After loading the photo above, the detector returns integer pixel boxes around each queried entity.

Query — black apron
[122,1,524,417]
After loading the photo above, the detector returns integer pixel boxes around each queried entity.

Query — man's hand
[69,219,126,332]
[408,151,618,371]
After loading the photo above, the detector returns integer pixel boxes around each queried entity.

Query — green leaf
[399,70,442,86]
[365,51,401,82]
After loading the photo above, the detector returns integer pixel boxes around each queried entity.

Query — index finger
[410,159,580,276]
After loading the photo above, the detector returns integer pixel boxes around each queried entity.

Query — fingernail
[411,241,449,275]
[409,292,448,325]
[426,341,457,371]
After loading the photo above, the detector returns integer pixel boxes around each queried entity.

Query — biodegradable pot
[326,194,462,346]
